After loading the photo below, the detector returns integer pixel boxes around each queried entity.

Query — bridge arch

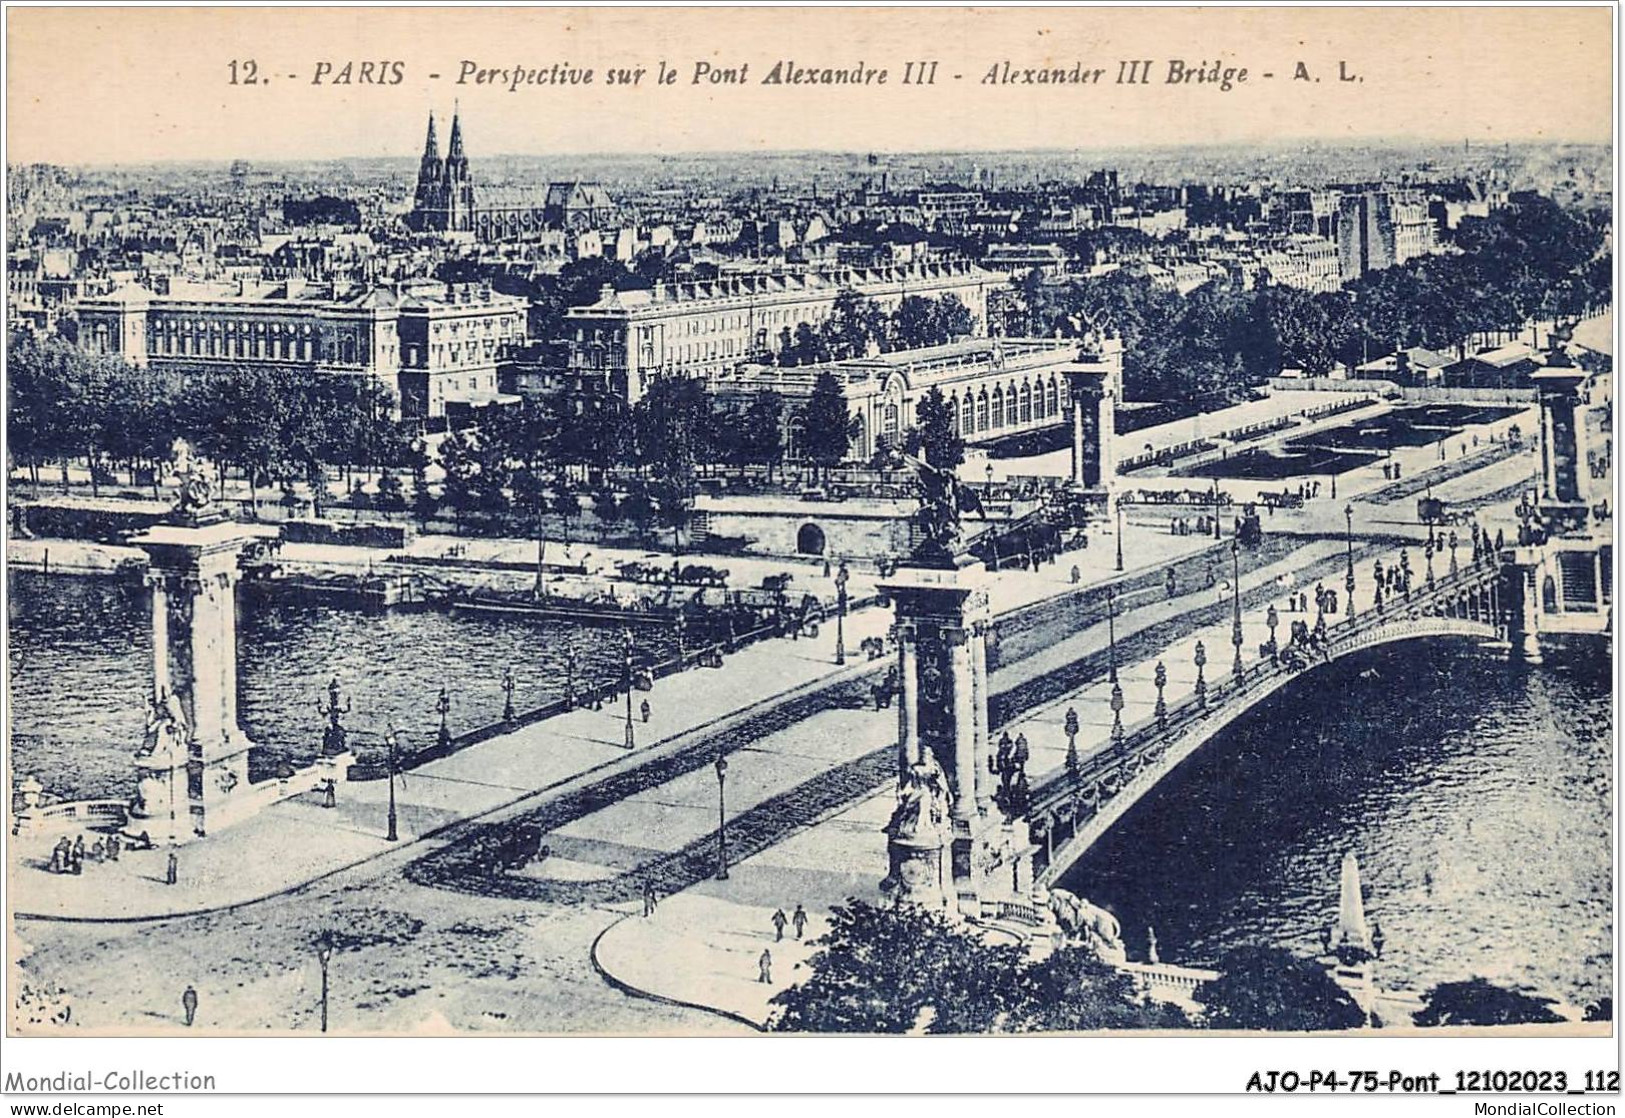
[1033,616,1502,887]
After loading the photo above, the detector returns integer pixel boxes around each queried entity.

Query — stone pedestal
[882,558,1035,919]
[1505,555,1544,664]
[130,519,265,842]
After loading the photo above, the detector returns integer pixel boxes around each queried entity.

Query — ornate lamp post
[834,559,850,665]
[379,721,402,842]
[1230,539,1244,686]
[1211,477,1222,539]
[501,665,516,723]
[1266,604,1279,662]
[1399,549,1412,599]
[563,646,577,710]
[1153,660,1167,729]
[622,628,637,751]
[1106,584,1124,741]
[1064,706,1079,753]
[1448,530,1459,578]
[315,675,351,758]
[315,933,333,1034]
[714,753,729,880]
[1344,504,1357,618]
[1424,535,1436,588]
[1193,640,1207,711]
[433,687,452,750]
[1114,497,1125,572]
[1372,560,1385,612]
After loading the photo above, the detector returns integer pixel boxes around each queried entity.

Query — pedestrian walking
[72,835,85,865]
[166,851,178,886]
[640,698,651,724]
[643,881,657,918]
[792,904,807,940]
[107,834,121,861]
[323,779,337,809]
[49,836,69,874]
[771,908,788,942]
[181,985,198,1027]
[758,949,773,984]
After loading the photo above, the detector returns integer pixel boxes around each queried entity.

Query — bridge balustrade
[1026,560,1506,876]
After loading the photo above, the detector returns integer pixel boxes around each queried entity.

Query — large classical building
[74,278,525,420]
[712,334,1123,463]
[565,259,992,403]
[406,111,614,243]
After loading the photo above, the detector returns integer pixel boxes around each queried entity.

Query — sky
[5,5,1614,166]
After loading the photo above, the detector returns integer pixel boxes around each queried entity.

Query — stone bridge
[1029,556,1511,886]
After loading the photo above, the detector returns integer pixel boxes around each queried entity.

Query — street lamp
[1344,504,1357,619]
[315,934,333,1034]
[834,559,850,666]
[501,665,516,723]
[1399,549,1412,599]
[434,687,451,751]
[1266,604,1279,661]
[1448,530,1459,578]
[1373,559,1385,612]
[315,675,351,758]
[622,628,637,751]
[1115,497,1125,572]
[714,753,729,880]
[1230,539,1244,687]
[1211,477,1222,540]
[564,646,577,710]
[1193,640,1207,711]
[383,721,400,842]
[1153,661,1167,729]
[1425,535,1436,588]
[1106,584,1119,684]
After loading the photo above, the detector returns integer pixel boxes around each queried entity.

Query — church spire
[421,111,440,163]
[445,102,467,175]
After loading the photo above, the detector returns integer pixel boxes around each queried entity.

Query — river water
[8,572,1612,1009]
[1058,636,1613,1010]
[7,571,672,796]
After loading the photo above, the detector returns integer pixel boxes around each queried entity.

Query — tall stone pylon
[881,555,1042,919]
[128,443,269,842]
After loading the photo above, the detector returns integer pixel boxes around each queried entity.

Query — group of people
[1284,583,1340,616]
[49,832,126,874]
[757,903,813,985]
[1166,517,1213,537]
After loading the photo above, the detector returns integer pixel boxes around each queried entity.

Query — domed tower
[442,105,475,233]
[410,112,446,232]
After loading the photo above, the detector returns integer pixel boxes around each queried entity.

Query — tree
[1008,946,1189,1032]
[770,901,1184,1034]
[904,386,965,472]
[769,900,1026,1034]
[620,479,657,543]
[892,294,975,349]
[800,371,856,480]
[822,289,890,359]
[1194,947,1366,1031]
[1413,979,1564,1027]
[742,391,785,478]
[436,429,478,534]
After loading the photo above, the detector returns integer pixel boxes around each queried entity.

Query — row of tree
[769,901,1598,1033]
[1007,196,1611,401]
[8,332,407,508]
[775,290,978,366]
